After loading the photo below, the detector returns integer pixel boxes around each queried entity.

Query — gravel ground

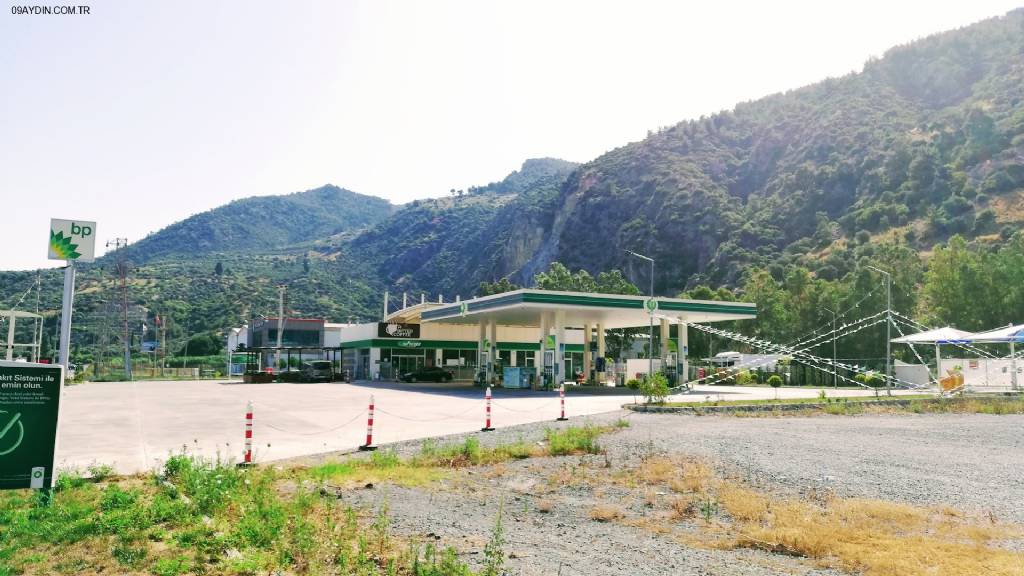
[289,410,1024,575]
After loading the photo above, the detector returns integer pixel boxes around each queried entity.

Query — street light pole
[821,306,837,388]
[867,266,892,396]
[626,250,655,380]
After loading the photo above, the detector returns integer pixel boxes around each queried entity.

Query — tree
[477,277,520,296]
[214,261,223,276]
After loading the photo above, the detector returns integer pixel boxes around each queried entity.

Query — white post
[660,318,670,372]
[58,262,76,372]
[383,290,389,320]
[402,292,407,309]
[935,344,942,392]
[4,311,14,361]
[596,322,606,384]
[1011,341,1018,391]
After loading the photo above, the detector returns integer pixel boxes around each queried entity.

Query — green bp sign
[0,362,64,490]
[644,298,659,314]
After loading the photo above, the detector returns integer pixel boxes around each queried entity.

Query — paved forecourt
[56,379,921,474]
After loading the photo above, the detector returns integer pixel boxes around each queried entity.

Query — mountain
[123,184,394,263]
[3,9,1024,364]
[347,158,578,297]
[537,9,1024,291]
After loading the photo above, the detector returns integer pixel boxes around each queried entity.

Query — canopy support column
[478,320,486,385]
[554,311,565,385]
[488,320,497,385]
[678,317,688,382]
[596,323,606,385]
[660,318,670,372]
[583,323,591,384]
[536,314,548,390]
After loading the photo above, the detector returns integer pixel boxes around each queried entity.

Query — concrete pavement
[55,379,923,473]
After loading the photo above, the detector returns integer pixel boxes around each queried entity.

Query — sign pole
[58,262,76,374]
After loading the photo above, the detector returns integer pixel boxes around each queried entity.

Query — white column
[58,263,76,371]
[660,318,670,370]
[536,314,548,389]
[597,322,606,383]
[583,323,591,384]
[478,321,486,383]
[488,320,498,384]
[555,311,565,384]
[678,318,689,382]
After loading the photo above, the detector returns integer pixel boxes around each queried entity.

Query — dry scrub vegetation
[579,454,1024,576]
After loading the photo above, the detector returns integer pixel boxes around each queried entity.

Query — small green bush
[767,375,783,388]
[735,370,754,386]
[625,378,642,390]
[640,373,670,403]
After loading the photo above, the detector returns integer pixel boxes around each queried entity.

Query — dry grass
[536,498,554,513]
[670,495,695,520]
[728,495,1024,576]
[589,504,625,522]
[581,454,1024,576]
[638,457,677,484]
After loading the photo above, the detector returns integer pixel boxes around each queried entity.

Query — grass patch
[0,454,477,575]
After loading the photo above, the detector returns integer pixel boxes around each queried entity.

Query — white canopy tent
[891,326,975,387]
[892,324,1023,391]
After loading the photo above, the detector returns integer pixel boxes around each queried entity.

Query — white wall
[940,357,1021,389]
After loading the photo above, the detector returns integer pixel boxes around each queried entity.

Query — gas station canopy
[420,289,756,328]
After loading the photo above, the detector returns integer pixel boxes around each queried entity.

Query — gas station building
[336,289,756,386]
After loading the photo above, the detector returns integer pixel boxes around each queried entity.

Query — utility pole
[275,286,285,373]
[108,238,132,380]
[626,250,655,380]
[867,266,892,396]
[821,306,837,388]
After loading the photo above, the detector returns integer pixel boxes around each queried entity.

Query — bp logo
[459,301,469,316]
[644,298,659,314]
[48,219,97,262]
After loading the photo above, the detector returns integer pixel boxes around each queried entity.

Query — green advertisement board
[0,362,64,490]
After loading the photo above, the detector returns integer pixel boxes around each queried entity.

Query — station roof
[419,289,755,329]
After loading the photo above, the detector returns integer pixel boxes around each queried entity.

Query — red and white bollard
[242,400,254,466]
[359,395,377,451]
[481,386,495,431]
[557,383,568,421]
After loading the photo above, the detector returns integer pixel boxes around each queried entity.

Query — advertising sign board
[378,322,420,339]
[0,362,63,490]
[48,218,97,263]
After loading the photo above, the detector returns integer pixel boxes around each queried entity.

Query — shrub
[640,373,670,403]
[625,378,642,390]
[735,370,754,386]
[767,375,783,389]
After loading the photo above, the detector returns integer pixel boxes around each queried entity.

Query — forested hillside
[545,9,1024,290]
[124,184,393,263]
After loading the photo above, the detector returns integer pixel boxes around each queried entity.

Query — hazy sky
[2,1,1020,271]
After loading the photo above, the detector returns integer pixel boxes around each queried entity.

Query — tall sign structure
[48,219,96,375]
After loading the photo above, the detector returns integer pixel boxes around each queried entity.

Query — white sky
[1,0,1020,271]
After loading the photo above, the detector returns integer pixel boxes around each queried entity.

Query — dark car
[400,366,453,383]
[301,360,334,382]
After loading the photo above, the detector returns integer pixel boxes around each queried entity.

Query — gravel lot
[289,410,1024,575]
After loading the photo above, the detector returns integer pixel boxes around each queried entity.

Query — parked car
[400,366,454,383]
[301,360,334,382]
